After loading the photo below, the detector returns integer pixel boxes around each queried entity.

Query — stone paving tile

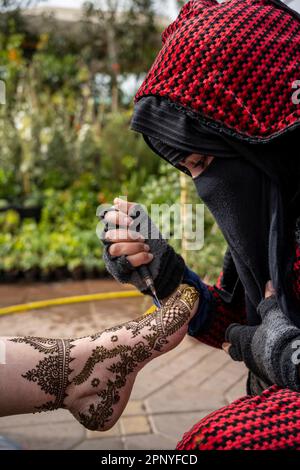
[146,385,226,414]
[121,416,152,436]
[0,409,75,428]
[0,280,250,450]
[194,349,232,386]
[139,339,193,374]
[131,339,212,400]
[144,346,238,416]
[86,423,122,440]
[75,438,125,450]
[124,433,178,450]
[123,400,146,416]
[0,421,85,450]
[200,358,247,392]
[151,411,212,441]
[225,376,249,404]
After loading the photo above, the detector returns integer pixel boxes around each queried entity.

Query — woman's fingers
[105,229,145,243]
[113,198,136,216]
[105,199,153,268]
[265,280,276,298]
[104,210,133,227]
[109,242,150,257]
[126,252,154,267]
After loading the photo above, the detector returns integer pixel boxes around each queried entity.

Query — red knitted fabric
[135,0,300,143]
[176,385,300,450]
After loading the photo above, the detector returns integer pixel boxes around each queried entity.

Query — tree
[0,0,41,31]
[83,0,159,112]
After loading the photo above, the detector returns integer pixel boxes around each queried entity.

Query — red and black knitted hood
[134,0,300,143]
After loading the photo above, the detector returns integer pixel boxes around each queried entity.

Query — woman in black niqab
[130,96,300,328]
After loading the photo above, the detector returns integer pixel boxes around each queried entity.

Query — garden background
[0,0,226,286]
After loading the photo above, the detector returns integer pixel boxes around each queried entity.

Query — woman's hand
[223,281,300,391]
[99,198,186,300]
[222,280,275,354]
[104,198,154,267]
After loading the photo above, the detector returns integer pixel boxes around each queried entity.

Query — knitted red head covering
[134,0,300,143]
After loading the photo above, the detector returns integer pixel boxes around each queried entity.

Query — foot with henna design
[66,284,199,430]
[0,285,199,431]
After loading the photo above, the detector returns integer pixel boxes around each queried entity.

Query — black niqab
[130,97,300,327]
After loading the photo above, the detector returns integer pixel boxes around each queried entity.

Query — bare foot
[4,285,199,429]
[66,284,199,431]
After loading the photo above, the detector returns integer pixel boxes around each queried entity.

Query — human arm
[225,281,300,391]
[186,234,300,350]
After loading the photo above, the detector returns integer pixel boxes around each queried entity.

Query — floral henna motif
[91,378,101,388]
[10,336,60,355]
[90,325,123,342]
[75,285,198,430]
[76,342,153,430]
[125,285,198,343]
[89,286,198,344]
[78,380,120,430]
[9,285,198,428]
[73,344,144,385]
[10,337,74,412]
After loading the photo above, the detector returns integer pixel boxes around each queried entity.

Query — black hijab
[130,96,300,327]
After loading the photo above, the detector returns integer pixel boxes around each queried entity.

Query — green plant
[0,209,20,232]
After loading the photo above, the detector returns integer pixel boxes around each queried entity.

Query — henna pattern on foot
[91,378,101,388]
[10,336,61,354]
[73,285,199,430]
[8,285,198,430]
[9,337,74,412]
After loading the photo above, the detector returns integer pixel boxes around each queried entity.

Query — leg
[0,284,199,432]
[67,284,199,430]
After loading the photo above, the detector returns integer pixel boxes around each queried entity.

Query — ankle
[64,285,199,430]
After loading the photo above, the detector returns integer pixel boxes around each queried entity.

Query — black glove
[99,203,186,299]
[225,296,300,391]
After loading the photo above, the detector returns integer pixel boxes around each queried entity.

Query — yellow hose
[0,290,146,317]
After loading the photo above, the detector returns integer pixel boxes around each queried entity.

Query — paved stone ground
[0,280,247,450]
